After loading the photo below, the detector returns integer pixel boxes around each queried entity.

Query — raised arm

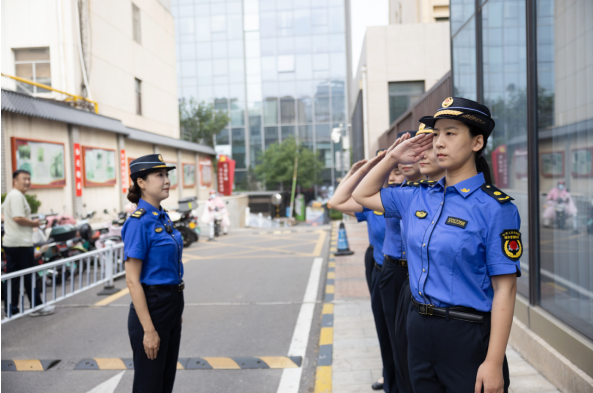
[329,154,387,215]
[353,133,433,211]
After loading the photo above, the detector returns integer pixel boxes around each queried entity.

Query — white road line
[85,371,125,393]
[276,257,324,393]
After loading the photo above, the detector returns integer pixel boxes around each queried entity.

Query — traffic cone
[334,222,354,256]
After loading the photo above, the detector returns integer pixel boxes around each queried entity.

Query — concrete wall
[181,150,197,199]
[2,113,73,215]
[353,22,451,158]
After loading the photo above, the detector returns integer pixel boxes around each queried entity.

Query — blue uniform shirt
[355,207,386,265]
[383,181,416,260]
[122,199,184,285]
[380,173,522,312]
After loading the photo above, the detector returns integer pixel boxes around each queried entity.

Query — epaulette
[419,179,437,187]
[402,181,421,187]
[480,184,514,204]
[131,208,146,218]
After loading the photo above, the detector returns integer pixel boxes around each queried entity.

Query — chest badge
[155,227,163,233]
[415,210,427,219]
[445,216,468,229]
[373,211,384,216]
[500,230,523,261]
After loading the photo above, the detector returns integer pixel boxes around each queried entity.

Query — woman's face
[419,141,443,177]
[432,119,483,172]
[398,162,422,180]
[389,167,405,184]
[138,169,170,202]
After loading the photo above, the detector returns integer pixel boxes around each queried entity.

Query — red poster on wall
[217,155,236,196]
[74,143,83,197]
[120,149,128,194]
[491,145,509,188]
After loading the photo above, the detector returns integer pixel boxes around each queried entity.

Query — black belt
[368,245,374,249]
[384,255,407,268]
[411,298,484,323]
[143,281,185,293]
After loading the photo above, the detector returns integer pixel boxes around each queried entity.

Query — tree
[255,137,323,190]
[179,98,230,147]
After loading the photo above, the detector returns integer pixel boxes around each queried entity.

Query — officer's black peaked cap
[129,154,176,180]
[419,97,495,138]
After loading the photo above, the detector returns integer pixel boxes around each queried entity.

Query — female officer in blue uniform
[123,154,185,393]
[353,98,520,393]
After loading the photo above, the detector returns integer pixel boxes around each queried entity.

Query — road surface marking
[13,359,44,371]
[314,366,332,393]
[276,257,324,393]
[85,371,125,393]
[312,231,328,256]
[203,357,241,369]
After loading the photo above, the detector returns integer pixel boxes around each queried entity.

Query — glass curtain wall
[451,0,593,339]
[536,0,593,339]
[174,0,348,189]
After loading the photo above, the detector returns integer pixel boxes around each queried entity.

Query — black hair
[467,125,493,184]
[13,169,31,179]
[127,173,148,204]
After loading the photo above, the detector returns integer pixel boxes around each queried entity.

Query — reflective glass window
[195,17,211,41]
[299,125,314,149]
[329,7,345,33]
[212,59,228,76]
[452,16,476,100]
[329,53,346,78]
[261,57,277,80]
[244,14,260,32]
[294,9,311,35]
[195,4,209,16]
[229,59,245,83]
[260,12,276,37]
[280,97,296,124]
[212,42,228,58]
[232,128,246,169]
[331,95,345,123]
[264,126,279,148]
[388,81,424,124]
[311,8,328,26]
[313,34,330,54]
[196,60,212,83]
[315,96,330,123]
[329,34,345,53]
[226,2,242,14]
[228,14,244,39]
[536,0,593,340]
[211,15,226,32]
[263,98,278,125]
[216,128,230,145]
[278,37,295,55]
[180,43,196,60]
[278,55,295,73]
[245,39,261,58]
[450,0,475,35]
[295,36,312,54]
[295,55,313,80]
[228,40,244,58]
[313,54,329,70]
[261,38,277,56]
[179,18,195,35]
[297,97,313,124]
[196,42,211,59]
[282,126,296,142]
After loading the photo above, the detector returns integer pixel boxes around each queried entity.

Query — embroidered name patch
[445,216,468,229]
[415,210,427,219]
[500,229,522,261]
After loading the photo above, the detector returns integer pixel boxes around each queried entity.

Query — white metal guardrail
[1,242,125,324]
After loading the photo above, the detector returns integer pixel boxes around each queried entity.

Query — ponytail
[468,125,493,184]
[127,174,148,204]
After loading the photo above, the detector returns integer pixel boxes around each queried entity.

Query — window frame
[13,47,52,94]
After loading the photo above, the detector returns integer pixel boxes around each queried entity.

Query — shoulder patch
[500,229,522,261]
[480,184,514,204]
[131,208,146,219]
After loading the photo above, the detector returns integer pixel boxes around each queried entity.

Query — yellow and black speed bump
[73,356,302,370]
[1,359,60,371]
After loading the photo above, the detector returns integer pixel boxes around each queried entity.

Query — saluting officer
[123,154,185,393]
[353,98,520,393]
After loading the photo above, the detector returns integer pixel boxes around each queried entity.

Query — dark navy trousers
[406,300,510,393]
[371,263,397,393]
[128,289,184,393]
[394,280,414,393]
[364,245,374,291]
[379,257,410,392]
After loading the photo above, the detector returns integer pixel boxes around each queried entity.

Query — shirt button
[403,252,405,255]
[441,202,443,205]
[423,268,425,272]
[423,243,426,247]
[419,291,422,295]
[432,221,434,224]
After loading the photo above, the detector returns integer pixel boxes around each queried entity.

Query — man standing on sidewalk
[2,170,55,317]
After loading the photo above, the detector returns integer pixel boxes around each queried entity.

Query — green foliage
[329,208,343,220]
[255,137,323,190]
[1,193,41,214]
[179,98,230,147]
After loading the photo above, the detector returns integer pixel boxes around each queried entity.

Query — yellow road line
[312,230,327,256]
[327,272,335,279]
[322,303,334,314]
[177,361,185,370]
[94,358,126,370]
[328,262,335,268]
[13,360,44,371]
[314,365,332,393]
[259,356,299,369]
[203,357,241,369]
[319,327,334,345]
[329,247,337,252]
[326,285,334,294]
[94,288,130,306]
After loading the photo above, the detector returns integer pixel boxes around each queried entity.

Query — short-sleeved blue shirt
[380,173,522,312]
[355,207,386,265]
[122,199,184,285]
[383,183,405,259]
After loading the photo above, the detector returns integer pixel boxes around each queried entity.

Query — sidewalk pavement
[330,220,561,393]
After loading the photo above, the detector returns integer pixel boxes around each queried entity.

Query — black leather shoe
[371,381,384,391]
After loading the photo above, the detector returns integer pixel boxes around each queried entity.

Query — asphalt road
[1,226,330,393]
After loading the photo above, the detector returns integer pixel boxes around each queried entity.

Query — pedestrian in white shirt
[2,170,55,317]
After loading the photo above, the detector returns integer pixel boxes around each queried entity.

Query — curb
[73,356,302,370]
[1,359,60,371]
[314,222,339,393]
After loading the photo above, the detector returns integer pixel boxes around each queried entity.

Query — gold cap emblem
[442,97,454,108]
[158,154,164,162]
[419,123,425,131]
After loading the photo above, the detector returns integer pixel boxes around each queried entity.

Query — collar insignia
[500,230,522,261]
[461,188,470,193]
[152,211,158,216]
[415,210,427,219]
[442,97,454,108]
[155,227,163,233]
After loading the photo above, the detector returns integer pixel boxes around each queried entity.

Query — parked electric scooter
[168,210,199,248]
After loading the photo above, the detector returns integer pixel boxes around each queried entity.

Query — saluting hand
[349,159,368,174]
[387,133,433,165]
[475,360,504,393]
[144,329,161,360]
[385,133,408,154]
